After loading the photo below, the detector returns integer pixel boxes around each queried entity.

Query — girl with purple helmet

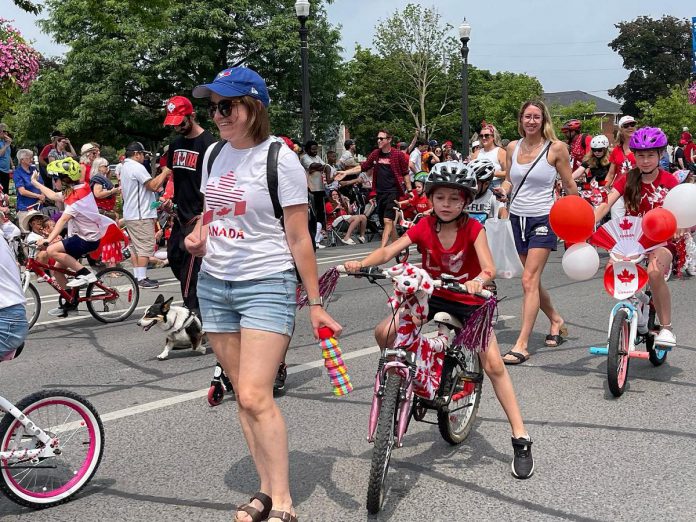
[594,127,679,348]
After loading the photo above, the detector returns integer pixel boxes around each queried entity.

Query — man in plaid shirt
[336,129,412,247]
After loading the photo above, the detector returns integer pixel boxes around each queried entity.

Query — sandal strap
[268,509,298,522]
[250,492,272,511]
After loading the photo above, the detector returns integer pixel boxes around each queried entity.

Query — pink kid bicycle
[340,263,493,514]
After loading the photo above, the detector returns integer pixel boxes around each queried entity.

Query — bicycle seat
[433,311,462,331]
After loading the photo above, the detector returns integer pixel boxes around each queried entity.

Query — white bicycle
[0,386,104,508]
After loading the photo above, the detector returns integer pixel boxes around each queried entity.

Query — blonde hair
[517,100,558,142]
[91,157,109,173]
[481,123,502,147]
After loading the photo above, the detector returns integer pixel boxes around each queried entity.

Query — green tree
[12,0,343,149]
[608,16,692,117]
[637,84,696,143]
[548,101,603,138]
[373,3,458,138]
[12,0,42,14]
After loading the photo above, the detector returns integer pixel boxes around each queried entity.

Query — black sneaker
[273,362,287,395]
[138,277,160,289]
[511,436,534,479]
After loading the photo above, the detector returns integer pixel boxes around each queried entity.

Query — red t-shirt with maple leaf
[612,169,678,216]
[406,215,484,305]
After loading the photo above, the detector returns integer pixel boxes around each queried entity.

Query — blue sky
[5,1,694,102]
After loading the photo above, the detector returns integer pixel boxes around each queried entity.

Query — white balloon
[663,183,696,229]
[562,243,600,281]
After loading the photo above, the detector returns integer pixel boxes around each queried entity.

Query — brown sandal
[235,492,272,522]
[267,509,298,522]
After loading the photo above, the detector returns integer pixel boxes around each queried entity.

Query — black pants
[167,220,201,311]
[0,171,9,194]
[311,191,326,228]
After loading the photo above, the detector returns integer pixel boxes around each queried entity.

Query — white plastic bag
[484,218,523,279]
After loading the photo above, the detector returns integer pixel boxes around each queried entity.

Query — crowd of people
[2,62,696,520]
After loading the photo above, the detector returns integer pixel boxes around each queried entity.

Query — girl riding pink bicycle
[346,160,534,479]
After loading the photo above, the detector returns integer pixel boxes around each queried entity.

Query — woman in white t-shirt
[0,236,27,361]
[185,67,340,522]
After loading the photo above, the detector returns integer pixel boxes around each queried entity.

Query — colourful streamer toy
[318,326,353,396]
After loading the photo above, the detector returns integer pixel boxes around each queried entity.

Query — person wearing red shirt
[561,119,591,170]
[344,162,535,480]
[336,129,412,247]
[324,189,367,244]
[396,172,432,219]
[594,127,678,349]
[681,131,696,168]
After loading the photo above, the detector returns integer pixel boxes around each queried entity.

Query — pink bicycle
[340,263,493,514]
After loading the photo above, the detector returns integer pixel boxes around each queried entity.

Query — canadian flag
[603,261,648,300]
[590,215,664,257]
[65,185,127,264]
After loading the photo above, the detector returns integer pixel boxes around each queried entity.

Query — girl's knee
[483,353,506,380]
[236,387,273,417]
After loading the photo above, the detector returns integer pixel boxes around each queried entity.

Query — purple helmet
[629,127,668,151]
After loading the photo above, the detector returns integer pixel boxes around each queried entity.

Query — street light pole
[295,0,311,144]
[459,19,471,159]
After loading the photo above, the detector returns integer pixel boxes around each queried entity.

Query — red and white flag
[603,261,649,300]
[203,170,247,224]
[590,216,664,257]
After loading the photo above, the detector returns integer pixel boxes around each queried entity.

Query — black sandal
[545,325,568,347]
[502,351,529,365]
[235,492,272,522]
[268,509,298,522]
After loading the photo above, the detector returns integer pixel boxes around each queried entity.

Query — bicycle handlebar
[336,265,493,299]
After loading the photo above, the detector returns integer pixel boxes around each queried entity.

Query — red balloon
[642,208,677,243]
[549,196,595,243]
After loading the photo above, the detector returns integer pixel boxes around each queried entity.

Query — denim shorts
[197,269,297,336]
[62,235,101,259]
[510,213,557,254]
[0,304,28,361]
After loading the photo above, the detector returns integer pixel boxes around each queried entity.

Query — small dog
[137,294,206,360]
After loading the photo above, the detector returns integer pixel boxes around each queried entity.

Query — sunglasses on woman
[622,122,636,129]
[207,98,243,119]
[591,148,605,153]
[480,133,492,138]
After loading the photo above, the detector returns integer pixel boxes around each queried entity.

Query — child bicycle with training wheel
[345,161,535,513]
[0,237,105,509]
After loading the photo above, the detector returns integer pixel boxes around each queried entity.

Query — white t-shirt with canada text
[200,137,309,281]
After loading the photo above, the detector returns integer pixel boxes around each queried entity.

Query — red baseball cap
[163,96,194,126]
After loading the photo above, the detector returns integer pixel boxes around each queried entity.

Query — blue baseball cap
[192,67,270,107]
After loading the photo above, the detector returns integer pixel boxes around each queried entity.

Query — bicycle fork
[367,352,416,448]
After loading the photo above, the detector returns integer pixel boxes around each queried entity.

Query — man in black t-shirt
[161,96,216,313]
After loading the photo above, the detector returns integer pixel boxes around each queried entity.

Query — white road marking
[52,333,443,431]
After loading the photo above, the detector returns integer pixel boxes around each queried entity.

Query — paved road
[2,245,696,521]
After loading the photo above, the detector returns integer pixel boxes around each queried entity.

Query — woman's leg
[479,333,527,437]
[343,216,360,240]
[357,214,367,236]
[647,248,672,328]
[504,248,561,359]
[211,329,295,519]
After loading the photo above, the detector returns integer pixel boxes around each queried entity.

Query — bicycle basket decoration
[589,216,665,257]
[603,261,649,299]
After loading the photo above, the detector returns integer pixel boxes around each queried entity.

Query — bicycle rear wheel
[24,280,41,330]
[437,351,482,445]
[0,390,104,509]
[366,374,401,515]
[86,267,139,323]
[607,309,630,397]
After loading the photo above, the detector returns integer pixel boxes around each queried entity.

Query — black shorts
[427,295,479,324]
[377,191,399,222]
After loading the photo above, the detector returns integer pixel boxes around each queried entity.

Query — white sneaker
[357,236,366,244]
[655,328,676,349]
[686,265,696,276]
[316,243,326,249]
[67,271,97,288]
[339,237,356,245]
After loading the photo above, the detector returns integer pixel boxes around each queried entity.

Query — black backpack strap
[206,140,227,178]
[266,140,283,221]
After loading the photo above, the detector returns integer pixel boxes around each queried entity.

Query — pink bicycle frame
[367,355,415,448]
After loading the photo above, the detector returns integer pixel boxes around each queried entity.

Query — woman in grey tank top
[499,101,577,365]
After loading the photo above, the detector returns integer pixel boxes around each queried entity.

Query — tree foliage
[548,101,603,138]
[12,0,343,150]
[608,16,692,117]
[637,84,696,143]
[12,0,42,15]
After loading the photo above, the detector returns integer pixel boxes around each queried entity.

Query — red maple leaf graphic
[619,219,632,231]
[617,269,635,284]
[216,206,233,217]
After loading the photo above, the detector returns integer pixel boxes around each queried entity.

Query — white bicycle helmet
[466,158,496,183]
[425,161,477,197]
[590,135,610,150]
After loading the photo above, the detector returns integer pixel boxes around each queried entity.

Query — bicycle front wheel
[0,390,104,509]
[437,351,482,445]
[607,309,630,397]
[86,267,139,323]
[24,281,41,330]
[366,374,401,515]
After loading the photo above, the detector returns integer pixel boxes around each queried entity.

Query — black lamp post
[459,18,471,158]
[295,0,311,144]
